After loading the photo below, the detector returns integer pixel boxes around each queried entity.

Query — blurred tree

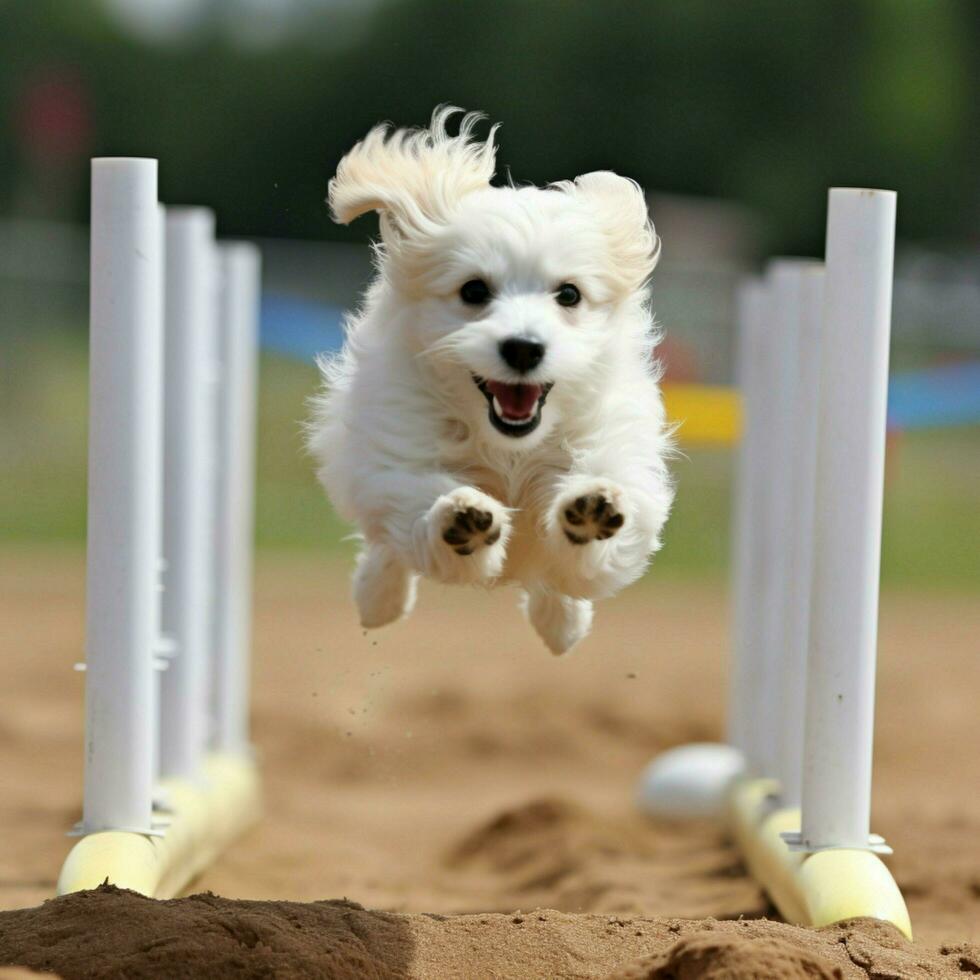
[0,0,977,250]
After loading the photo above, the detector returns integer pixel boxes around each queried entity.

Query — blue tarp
[885,360,980,430]
[260,293,345,363]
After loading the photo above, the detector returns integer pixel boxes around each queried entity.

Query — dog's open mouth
[473,376,554,438]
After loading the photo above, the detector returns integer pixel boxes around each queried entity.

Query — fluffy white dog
[308,108,673,654]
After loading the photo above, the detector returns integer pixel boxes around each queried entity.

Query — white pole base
[636,742,746,819]
[58,753,260,899]
[780,829,892,856]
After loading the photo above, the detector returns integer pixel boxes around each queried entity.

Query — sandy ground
[0,548,978,977]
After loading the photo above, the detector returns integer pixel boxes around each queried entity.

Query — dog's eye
[460,279,491,305]
[555,283,581,307]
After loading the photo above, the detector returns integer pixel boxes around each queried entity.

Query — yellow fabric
[662,383,741,446]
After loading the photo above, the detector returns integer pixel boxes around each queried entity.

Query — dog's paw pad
[559,489,626,544]
[441,504,503,555]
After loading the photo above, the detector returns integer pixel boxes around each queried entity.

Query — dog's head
[329,107,660,449]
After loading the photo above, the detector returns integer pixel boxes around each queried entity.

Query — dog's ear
[572,171,661,292]
[328,106,497,241]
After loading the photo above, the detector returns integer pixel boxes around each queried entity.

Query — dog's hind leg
[353,541,418,629]
[522,587,594,656]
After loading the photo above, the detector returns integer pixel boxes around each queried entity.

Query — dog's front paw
[558,483,626,545]
[440,500,502,555]
[421,487,510,582]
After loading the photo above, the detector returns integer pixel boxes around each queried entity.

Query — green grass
[0,331,90,541]
[252,356,351,553]
[880,428,980,588]
[1,332,977,589]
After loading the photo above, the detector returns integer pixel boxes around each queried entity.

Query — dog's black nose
[499,338,545,374]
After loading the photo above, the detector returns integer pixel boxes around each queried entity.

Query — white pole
[83,158,163,834]
[727,279,766,764]
[742,274,780,777]
[150,203,168,789]
[772,261,824,807]
[159,208,219,781]
[800,188,896,850]
[212,242,261,757]
[752,259,807,782]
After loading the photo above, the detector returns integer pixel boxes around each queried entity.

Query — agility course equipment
[57,159,262,898]
[638,188,911,938]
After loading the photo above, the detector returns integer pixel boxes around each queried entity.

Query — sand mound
[446,796,657,907]
[440,794,762,920]
[0,887,409,980]
[608,932,845,979]
[1,887,977,980]
[444,796,756,917]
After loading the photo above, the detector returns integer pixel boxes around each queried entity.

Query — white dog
[308,108,673,655]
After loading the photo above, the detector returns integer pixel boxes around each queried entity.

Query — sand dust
[0,549,977,977]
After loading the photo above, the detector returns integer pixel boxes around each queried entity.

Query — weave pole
[777,263,823,805]
[160,208,219,783]
[59,158,262,898]
[796,188,897,852]
[637,187,909,938]
[758,260,805,787]
[82,159,164,836]
[212,242,262,758]
[767,259,824,808]
[726,279,766,767]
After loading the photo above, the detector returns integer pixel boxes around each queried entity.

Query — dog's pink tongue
[486,381,542,419]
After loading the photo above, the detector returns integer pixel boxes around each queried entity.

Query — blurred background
[1,0,978,587]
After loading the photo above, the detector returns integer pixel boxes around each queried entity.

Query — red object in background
[15,67,93,164]
[656,335,701,383]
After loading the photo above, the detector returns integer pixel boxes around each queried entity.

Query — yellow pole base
[729,778,912,939]
[57,753,261,899]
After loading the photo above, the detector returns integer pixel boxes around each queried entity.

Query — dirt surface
[1,887,978,980]
[0,549,978,978]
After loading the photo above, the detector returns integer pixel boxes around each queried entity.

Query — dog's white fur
[308,108,673,654]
